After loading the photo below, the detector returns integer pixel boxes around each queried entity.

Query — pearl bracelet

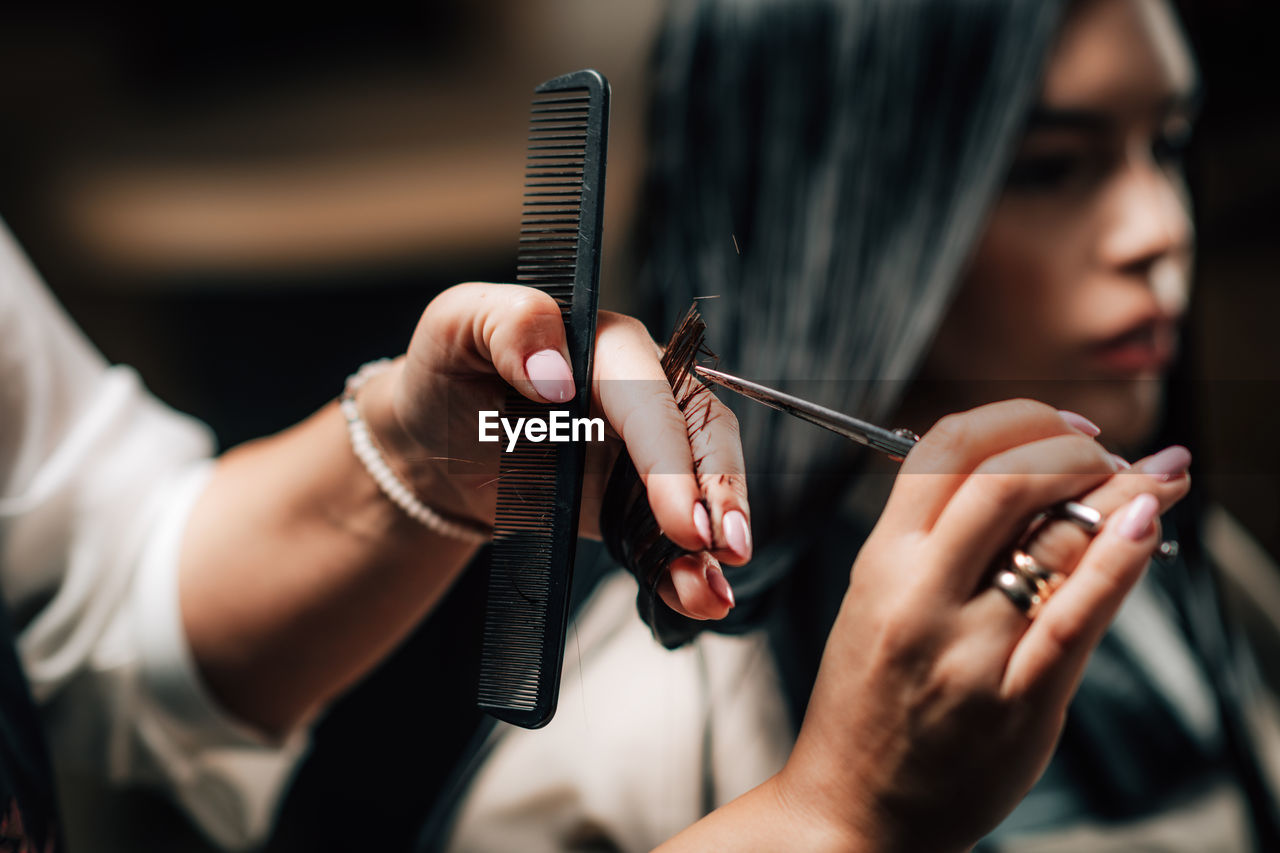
[340,359,490,544]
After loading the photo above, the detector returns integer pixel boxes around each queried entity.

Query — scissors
[693,363,1180,561]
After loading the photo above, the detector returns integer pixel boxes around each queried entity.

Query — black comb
[477,69,609,729]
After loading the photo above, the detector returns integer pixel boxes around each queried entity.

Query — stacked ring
[993,568,1045,619]
[1052,501,1102,533]
[993,500,1178,619]
[1010,549,1065,597]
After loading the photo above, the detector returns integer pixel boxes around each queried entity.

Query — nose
[1098,146,1194,285]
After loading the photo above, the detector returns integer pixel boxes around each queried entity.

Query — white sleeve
[0,222,306,850]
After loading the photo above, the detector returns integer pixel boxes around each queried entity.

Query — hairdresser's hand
[767,399,1186,852]
[1007,443,1190,591]
[359,283,748,619]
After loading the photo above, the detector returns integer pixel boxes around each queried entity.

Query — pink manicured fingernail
[1111,454,1132,470]
[723,510,752,560]
[707,564,735,608]
[1058,410,1101,437]
[525,349,575,403]
[1116,493,1160,541]
[1136,445,1191,480]
[693,501,713,549]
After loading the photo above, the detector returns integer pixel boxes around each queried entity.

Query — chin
[1069,378,1166,452]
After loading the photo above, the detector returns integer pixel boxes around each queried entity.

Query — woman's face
[920,0,1198,450]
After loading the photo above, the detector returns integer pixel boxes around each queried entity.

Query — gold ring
[1010,549,1065,598]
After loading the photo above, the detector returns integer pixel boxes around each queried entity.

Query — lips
[1088,320,1178,374]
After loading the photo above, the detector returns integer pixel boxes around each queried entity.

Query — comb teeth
[479,70,609,730]
[517,88,590,305]
[479,396,560,712]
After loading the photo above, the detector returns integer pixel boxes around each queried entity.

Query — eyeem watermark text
[478,410,606,452]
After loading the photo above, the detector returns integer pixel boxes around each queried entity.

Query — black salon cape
[267,517,1280,853]
[265,540,616,852]
[0,602,63,852]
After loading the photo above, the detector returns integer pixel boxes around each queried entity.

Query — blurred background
[0,0,1276,849]
[0,0,666,452]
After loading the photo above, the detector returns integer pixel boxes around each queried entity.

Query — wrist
[356,360,420,477]
[346,358,492,537]
[766,768,877,853]
[773,752,974,853]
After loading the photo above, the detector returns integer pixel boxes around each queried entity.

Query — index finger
[684,381,752,565]
[886,399,1095,532]
[592,312,716,553]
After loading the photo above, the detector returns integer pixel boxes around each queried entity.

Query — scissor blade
[692,365,915,457]
[692,364,1105,533]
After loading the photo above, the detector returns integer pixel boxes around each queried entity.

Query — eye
[1153,119,1193,166]
[1005,154,1090,192]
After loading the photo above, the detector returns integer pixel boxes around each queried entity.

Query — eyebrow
[1026,106,1114,134]
[1025,88,1204,135]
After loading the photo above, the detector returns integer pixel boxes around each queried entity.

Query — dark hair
[635,0,1067,574]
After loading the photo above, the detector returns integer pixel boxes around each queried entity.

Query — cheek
[927,209,1089,381]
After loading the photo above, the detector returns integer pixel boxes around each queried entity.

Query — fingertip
[1134,445,1192,480]
[1111,493,1160,542]
[1151,468,1192,511]
[666,553,734,620]
[707,563,736,608]
[524,348,575,404]
[1058,410,1102,437]
[722,509,753,561]
[647,478,709,552]
[656,575,696,619]
[699,469,752,563]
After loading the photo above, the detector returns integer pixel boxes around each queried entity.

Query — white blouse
[446,528,1280,852]
[0,222,303,850]
[446,570,793,852]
